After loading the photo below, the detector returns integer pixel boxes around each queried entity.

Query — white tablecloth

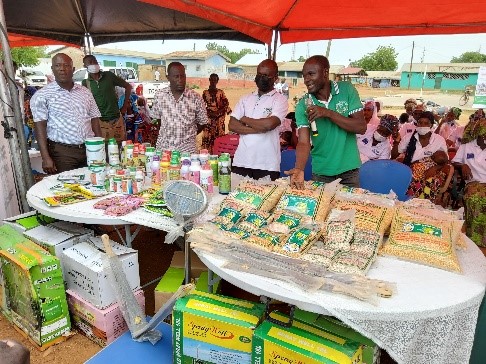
[195,237,486,364]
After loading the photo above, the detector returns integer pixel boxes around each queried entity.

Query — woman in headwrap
[358,114,398,163]
[201,73,232,153]
[392,111,450,203]
[452,118,486,247]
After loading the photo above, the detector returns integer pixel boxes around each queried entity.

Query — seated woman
[452,118,486,247]
[358,114,399,163]
[392,111,450,203]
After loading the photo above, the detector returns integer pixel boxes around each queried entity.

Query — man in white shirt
[31,53,102,174]
[229,59,288,181]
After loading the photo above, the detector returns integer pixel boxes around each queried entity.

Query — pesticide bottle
[189,159,201,185]
[200,164,214,193]
[151,155,161,186]
[218,159,231,194]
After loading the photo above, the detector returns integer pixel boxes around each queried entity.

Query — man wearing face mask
[229,59,288,181]
[82,55,132,143]
[358,114,399,163]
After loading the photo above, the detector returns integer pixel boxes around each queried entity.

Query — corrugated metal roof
[93,46,164,60]
[366,71,401,80]
[163,50,231,62]
[338,67,367,75]
[401,63,485,73]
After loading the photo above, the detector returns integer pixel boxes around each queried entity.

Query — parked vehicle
[21,69,47,87]
[73,66,138,84]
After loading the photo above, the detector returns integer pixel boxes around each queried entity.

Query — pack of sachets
[321,209,356,251]
[237,210,273,232]
[273,223,322,257]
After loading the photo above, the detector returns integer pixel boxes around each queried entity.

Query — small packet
[212,205,244,226]
[223,226,251,240]
[329,251,377,275]
[322,209,356,251]
[274,223,322,257]
[349,229,383,258]
[237,210,273,232]
[268,210,305,233]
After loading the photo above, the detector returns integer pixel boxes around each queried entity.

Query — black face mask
[255,74,273,92]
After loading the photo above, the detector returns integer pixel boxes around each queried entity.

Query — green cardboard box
[0,225,34,318]
[294,308,380,364]
[173,293,266,364]
[252,317,363,364]
[0,239,71,347]
[195,271,220,294]
[2,211,56,233]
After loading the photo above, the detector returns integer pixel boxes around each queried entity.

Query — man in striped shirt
[152,62,208,153]
[31,53,102,174]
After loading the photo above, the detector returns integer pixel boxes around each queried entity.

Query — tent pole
[267,44,271,59]
[0,0,34,213]
[272,30,278,61]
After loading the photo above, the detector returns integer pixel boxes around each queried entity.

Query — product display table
[194,236,486,364]
[26,168,178,247]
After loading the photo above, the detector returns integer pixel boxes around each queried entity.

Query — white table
[194,237,486,364]
[26,168,179,247]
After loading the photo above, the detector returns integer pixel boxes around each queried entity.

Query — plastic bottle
[134,169,145,194]
[189,159,201,185]
[107,138,120,166]
[151,155,161,186]
[168,156,180,180]
[209,155,219,186]
[145,147,155,176]
[200,164,214,193]
[125,143,134,165]
[218,159,231,194]
[180,159,191,180]
[199,149,209,167]
[160,156,170,184]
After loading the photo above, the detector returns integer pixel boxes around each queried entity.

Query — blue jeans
[312,168,360,187]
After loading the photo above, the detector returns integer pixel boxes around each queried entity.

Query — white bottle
[107,138,120,166]
[189,160,201,185]
[180,159,191,180]
[200,165,214,193]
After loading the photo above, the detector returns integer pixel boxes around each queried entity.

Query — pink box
[67,289,145,346]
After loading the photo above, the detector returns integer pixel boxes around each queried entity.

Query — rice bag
[237,210,273,232]
[267,210,306,234]
[228,180,286,212]
[329,251,377,275]
[273,224,322,257]
[331,190,396,235]
[321,209,356,251]
[380,208,461,273]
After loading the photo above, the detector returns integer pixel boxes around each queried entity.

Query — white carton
[62,237,140,309]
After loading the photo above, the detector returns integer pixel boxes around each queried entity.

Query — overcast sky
[103,33,486,69]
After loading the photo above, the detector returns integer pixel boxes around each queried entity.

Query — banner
[472,66,486,108]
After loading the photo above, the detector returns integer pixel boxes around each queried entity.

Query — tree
[8,46,48,67]
[297,56,306,62]
[451,51,486,63]
[205,42,260,63]
[350,46,398,71]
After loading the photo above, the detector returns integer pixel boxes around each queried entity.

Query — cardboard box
[252,316,363,364]
[0,240,71,347]
[67,288,145,347]
[24,222,93,279]
[62,237,140,309]
[173,293,266,364]
[195,271,220,294]
[294,309,380,364]
[2,211,56,233]
[171,250,207,278]
[0,225,41,318]
[153,250,210,312]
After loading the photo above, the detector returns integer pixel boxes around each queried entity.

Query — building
[400,63,484,91]
[366,71,401,88]
[337,67,367,84]
[163,50,231,78]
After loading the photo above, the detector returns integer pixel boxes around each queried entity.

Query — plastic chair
[213,134,239,157]
[359,160,412,201]
[280,149,313,181]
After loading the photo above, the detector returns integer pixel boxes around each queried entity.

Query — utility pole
[420,47,426,63]
[291,43,296,61]
[306,43,310,59]
[407,41,415,90]
[325,40,332,58]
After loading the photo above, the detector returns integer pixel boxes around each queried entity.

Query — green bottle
[218,159,231,194]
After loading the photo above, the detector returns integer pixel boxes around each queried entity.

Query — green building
[400,63,484,91]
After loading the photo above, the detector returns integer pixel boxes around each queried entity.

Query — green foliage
[297,56,307,62]
[451,52,486,63]
[8,46,48,67]
[205,42,260,63]
[350,46,398,71]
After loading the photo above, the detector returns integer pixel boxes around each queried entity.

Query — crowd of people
[21,52,486,248]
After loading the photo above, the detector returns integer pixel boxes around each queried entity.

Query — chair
[359,160,412,201]
[280,149,313,181]
[213,134,239,157]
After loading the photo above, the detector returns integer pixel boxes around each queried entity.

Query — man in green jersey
[286,55,366,188]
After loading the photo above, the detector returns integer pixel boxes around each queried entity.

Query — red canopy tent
[139,0,486,45]
[6,33,77,48]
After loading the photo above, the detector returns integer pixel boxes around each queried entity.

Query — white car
[21,69,47,87]
[73,66,138,84]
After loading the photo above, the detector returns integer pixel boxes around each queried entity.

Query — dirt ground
[0,83,478,363]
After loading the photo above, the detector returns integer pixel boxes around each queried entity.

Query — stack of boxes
[62,236,144,346]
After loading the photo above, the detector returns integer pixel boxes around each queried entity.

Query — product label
[219,174,231,194]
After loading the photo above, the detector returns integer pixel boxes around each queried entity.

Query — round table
[194,236,486,364]
[26,168,178,246]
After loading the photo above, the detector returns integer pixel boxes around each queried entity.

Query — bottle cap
[108,138,117,145]
[153,155,160,161]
